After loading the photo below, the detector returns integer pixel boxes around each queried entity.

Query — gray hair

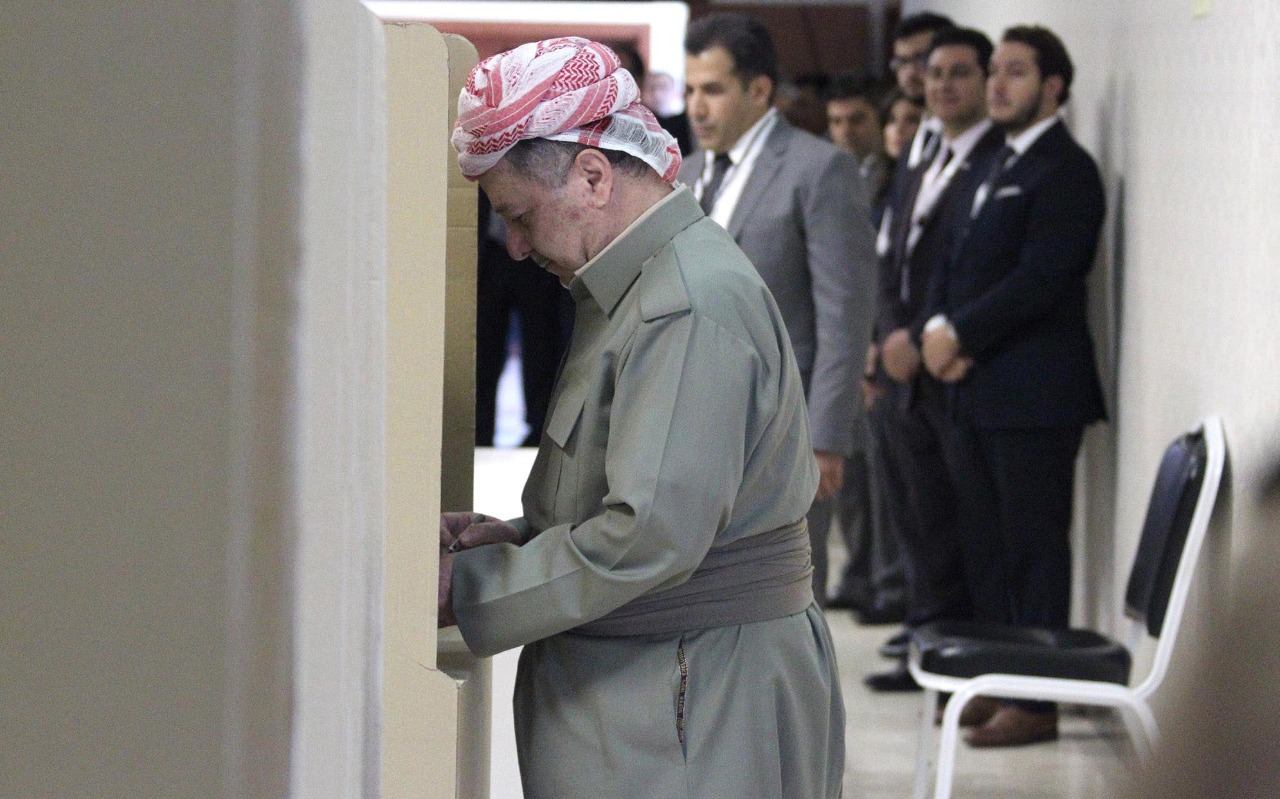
[504,139,652,186]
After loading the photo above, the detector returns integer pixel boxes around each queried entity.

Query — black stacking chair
[907,416,1227,799]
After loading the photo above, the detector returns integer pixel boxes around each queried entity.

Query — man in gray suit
[681,12,878,602]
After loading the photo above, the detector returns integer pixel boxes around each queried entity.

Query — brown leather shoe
[964,705,1058,748]
[935,695,1001,727]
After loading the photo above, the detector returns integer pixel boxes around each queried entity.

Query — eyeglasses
[889,52,929,71]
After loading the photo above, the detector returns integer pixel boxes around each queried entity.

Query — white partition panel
[380,20,485,799]
[2,2,393,797]
[291,1,388,797]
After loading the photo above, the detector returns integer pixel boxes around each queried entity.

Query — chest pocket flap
[544,389,586,449]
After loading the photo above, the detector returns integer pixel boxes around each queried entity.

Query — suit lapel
[726,122,790,239]
[994,118,1066,192]
[918,124,1005,238]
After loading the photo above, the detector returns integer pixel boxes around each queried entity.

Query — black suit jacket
[877,124,1006,340]
[930,119,1107,429]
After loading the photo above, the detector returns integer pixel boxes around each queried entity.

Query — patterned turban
[452,37,681,183]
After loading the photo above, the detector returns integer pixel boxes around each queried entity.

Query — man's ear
[1043,74,1066,107]
[747,74,773,110]
[573,148,614,207]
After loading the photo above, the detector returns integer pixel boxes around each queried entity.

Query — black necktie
[935,144,954,174]
[971,144,1017,218]
[700,153,732,214]
[891,163,930,302]
[980,145,1016,194]
[919,128,940,165]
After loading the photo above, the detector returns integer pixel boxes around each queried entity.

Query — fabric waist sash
[571,518,815,637]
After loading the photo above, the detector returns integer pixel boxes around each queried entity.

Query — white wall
[904,0,1280,707]
[1,2,389,796]
[291,1,387,797]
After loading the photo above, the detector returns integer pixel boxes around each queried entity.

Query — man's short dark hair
[928,27,995,74]
[892,12,954,43]
[685,12,779,92]
[824,71,888,119]
[504,139,650,186]
[1002,25,1075,105]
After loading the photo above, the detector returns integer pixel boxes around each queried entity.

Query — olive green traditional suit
[452,186,845,799]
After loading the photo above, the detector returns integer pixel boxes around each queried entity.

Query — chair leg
[932,687,979,799]
[1115,698,1159,763]
[912,689,940,799]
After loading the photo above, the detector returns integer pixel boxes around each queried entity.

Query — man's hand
[881,327,921,383]
[438,551,457,628]
[935,355,974,383]
[440,511,521,553]
[814,450,845,502]
[921,324,962,380]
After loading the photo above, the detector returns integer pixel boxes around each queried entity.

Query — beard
[996,85,1044,133]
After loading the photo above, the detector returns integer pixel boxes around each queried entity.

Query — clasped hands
[919,321,973,384]
[437,512,522,628]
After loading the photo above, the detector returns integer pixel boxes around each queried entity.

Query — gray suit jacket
[679,119,877,456]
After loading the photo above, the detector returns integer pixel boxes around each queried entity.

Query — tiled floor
[474,357,1133,798]
[831,608,1131,799]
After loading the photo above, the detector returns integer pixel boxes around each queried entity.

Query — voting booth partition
[3,5,481,798]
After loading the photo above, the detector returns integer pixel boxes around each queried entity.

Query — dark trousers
[874,375,970,627]
[475,242,570,446]
[946,423,1083,629]
[807,446,902,606]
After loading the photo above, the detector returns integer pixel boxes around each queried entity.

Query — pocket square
[994,185,1023,199]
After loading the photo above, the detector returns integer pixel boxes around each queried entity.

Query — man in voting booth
[437,37,845,799]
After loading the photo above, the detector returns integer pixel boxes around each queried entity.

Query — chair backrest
[1122,417,1226,698]
[1123,417,1226,639]
[1123,428,1209,635]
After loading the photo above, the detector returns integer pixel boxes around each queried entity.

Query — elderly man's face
[479,159,591,286]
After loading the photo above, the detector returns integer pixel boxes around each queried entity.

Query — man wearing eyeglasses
[865,26,1007,695]
[854,12,956,635]
[888,12,955,168]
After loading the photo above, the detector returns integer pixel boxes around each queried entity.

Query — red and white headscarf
[452,37,681,183]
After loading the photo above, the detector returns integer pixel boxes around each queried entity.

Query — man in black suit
[921,25,1107,746]
[835,12,955,633]
[863,27,1006,692]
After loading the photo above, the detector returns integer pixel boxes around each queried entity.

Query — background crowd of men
[682,10,1106,749]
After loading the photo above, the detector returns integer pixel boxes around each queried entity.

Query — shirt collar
[939,118,994,161]
[1006,112,1062,155]
[704,107,779,179]
[571,185,701,315]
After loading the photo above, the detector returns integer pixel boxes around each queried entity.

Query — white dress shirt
[693,108,780,229]
[969,112,1064,217]
[907,118,994,255]
[906,113,945,168]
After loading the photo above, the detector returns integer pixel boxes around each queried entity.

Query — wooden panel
[686,2,873,77]
[440,31,479,515]
[428,20,649,63]
[381,22,459,799]
[442,31,491,799]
